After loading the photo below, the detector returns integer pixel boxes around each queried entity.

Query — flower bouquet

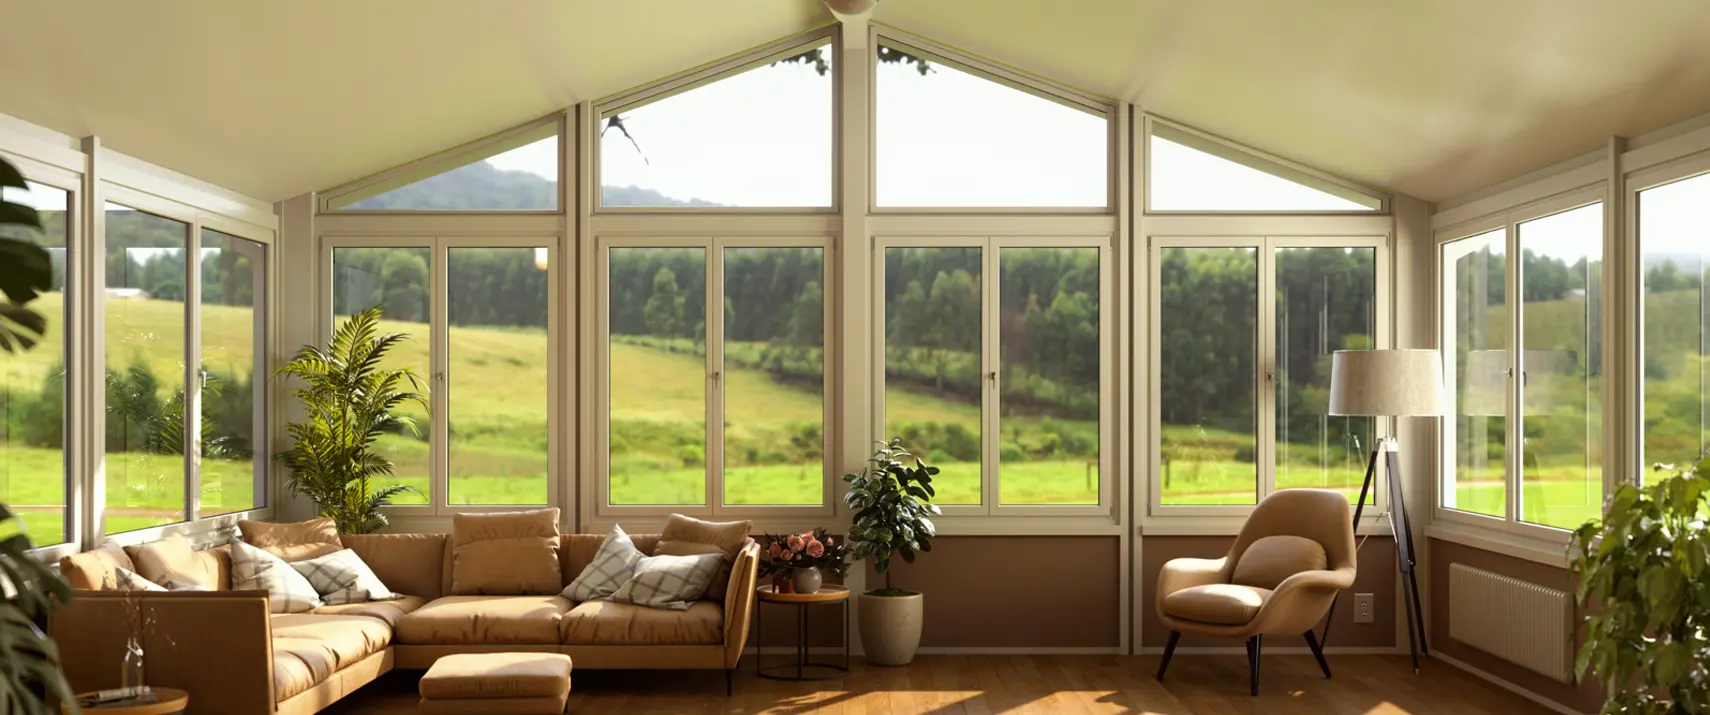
[760,527,848,593]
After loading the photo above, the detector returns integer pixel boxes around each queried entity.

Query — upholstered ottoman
[419,653,572,714]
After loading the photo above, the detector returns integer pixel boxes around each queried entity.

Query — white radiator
[1448,563,1574,683]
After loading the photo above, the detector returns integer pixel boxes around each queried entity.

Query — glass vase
[121,635,146,695]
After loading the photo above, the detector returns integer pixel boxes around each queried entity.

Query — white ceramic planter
[858,591,924,666]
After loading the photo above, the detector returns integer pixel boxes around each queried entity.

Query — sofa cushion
[311,594,427,629]
[451,509,561,596]
[269,613,392,670]
[340,533,446,600]
[272,638,333,703]
[419,653,573,700]
[396,596,572,645]
[1162,584,1272,626]
[232,540,323,613]
[1232,535,1327,590]
[655,514,750,600]
[58,540,133,590]
[560,600,723,645]
[240,517,343,562]
[562,525,643,602]
[124,534,227,589]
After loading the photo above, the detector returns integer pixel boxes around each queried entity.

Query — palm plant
[275,307,426,533]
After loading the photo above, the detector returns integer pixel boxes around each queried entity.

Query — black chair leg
[1247,635,1262,696]
[1304,629,1332,679]
[1156,630,1181,680]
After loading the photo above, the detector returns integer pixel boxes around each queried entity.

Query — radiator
[1448,563,1574,683]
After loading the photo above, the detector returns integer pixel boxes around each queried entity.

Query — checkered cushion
[231,539,323,613]
[612,552,723,611]
[290,548,397,605]
[115,567,166,592]
[562,524,643,602]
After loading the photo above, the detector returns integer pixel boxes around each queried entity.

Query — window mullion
[185,222,203,522]
[1505,220,1523,525]
[983,240,999,513]
[1257,238,1278,502]
[707,239,723,513]
[431,241,450,515]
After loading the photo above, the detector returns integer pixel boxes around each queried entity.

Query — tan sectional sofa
[52,532,761,715]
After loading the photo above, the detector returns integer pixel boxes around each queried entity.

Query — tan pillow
[239,518,343,562]
[59,540,135,590]
[451,508,562,595]
[123,534,223,589]
[1231,535,1328,590]
[654,514,751,601]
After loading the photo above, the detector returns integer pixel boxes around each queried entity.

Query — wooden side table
[64,687,188,714]
[755,584,851,680]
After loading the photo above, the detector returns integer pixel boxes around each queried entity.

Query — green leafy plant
[0,157,51,354]
[275,307,427,534]
[842,438,940,596]
[1571,459,1710,714]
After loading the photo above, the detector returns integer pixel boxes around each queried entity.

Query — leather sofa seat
[396,596,573,645]
[560,600,723,645]
[310,594,428,629]
[270,613,395,702]
[1161,584,1272,626]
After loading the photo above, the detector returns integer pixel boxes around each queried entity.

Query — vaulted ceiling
[4,0,1710,204]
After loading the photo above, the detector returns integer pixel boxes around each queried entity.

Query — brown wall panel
[1428,538,1602,713]
[1139,535,1397,649]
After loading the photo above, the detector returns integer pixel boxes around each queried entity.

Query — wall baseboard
[1431,652,1588,715]
[1136,646,1401,656]
[914,646,1124,655]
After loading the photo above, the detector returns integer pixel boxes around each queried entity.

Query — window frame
[1433,186,1607,542]
[319,116,565,215]
[1144,233,1392,522]
[590,28,841,215]
[590,234,836,521]
[872,234,1118,519]
[1143,116,1389,215]
[868,28,1119,215]
[319,234,562,516]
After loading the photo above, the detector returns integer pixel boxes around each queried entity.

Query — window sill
[1425,520,1572,568]
[1139,516,1394,537]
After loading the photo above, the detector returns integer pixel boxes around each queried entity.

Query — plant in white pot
[844,438,939,666]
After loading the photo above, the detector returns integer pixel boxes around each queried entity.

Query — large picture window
[0,180,69,545]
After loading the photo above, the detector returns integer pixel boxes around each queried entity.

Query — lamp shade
[1328,349,1444,417]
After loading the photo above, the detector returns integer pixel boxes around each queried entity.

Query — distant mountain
[345,159,722,210]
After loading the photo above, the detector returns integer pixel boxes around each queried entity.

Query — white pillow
[612,552,723,611]
[291,549,397,605]
[114,567,166,592]
[230,540,323,613]
[562,524,642,602]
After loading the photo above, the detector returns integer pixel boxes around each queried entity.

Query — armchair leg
[1156,630,1181,680]
[726,668,733,696]
[1304,630,1331,679]
[1247,635,1262,696]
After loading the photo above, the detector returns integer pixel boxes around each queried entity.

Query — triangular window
[330,123,558,211]
[1148,124,1381,212]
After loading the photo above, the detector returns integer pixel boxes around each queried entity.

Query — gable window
[874,40,1109,209]
[1147,122,1384,213]
[328,122,559,211]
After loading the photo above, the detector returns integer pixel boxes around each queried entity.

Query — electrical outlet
[1353,593,1375,624]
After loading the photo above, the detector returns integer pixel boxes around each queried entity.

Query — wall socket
[1353,593,1375,624]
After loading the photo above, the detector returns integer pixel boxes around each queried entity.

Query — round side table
[755,584,851,680]
[65,687,188,715]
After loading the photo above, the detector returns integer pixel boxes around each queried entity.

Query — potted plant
[275,306,427,534]
[843,438,939,666]
[759,528,848,594]
[1571,458,1710,714]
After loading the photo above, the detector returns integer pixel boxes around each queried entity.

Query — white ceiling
[4,0,1710,203]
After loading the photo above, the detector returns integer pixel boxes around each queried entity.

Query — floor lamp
[1323,349,1442,674]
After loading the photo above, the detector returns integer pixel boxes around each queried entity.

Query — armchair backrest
[1227,489,1356,576]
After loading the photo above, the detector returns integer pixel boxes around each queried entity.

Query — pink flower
[786,535,804,551]
[768,542,782,560]
[806,540,825,558]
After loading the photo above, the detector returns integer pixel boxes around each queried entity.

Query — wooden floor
[323,654,1554,714]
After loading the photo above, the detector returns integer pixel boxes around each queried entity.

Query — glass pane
[448,247,550,505]
[601,42,832,207]
[722,247,826,506]
[1149,130,1380,212]
[997,247,1100,505]
[883,247,982,505]
[1275,247,1377,503]
[1640,173,1710,473]
[608,247,707,505]
[331,247,432,505]
[0,182,68,545]
[1442,229,1508,518]
[337,132,558,210]
[1159,247,1259,505]
[876,43,1107,207]
[1517,204,1603,529]
[200,230,267,517]
[104,203,188,533]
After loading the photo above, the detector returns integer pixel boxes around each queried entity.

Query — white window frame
[1433,187,1606,542]
[872,234,1118,519]
[319,116,565,215]
[1143,116,1389,215]
[319,235,562,516]
[590,234,836,521]
[1143,232,1392,525]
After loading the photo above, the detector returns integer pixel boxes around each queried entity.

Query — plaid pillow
[562,524,642,602]
[612,552,723,611]
[115,567,166,592]
[291,549,397,605]
[231,540,323,614]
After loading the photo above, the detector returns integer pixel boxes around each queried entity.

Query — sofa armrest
[722,541,761,669]
[51,590,276,715]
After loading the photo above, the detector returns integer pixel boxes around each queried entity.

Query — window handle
[988,371,997,387]
[711,371,722,381]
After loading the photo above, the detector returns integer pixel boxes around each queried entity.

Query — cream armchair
[1154,488,1357,695]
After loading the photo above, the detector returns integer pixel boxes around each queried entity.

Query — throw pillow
[291,549,398,605]
[1231,535,1328,590]
[123,534,225,589]
[230,540,323,614]
[654,514,751,601]
[114,567,166,592]
[450,508,561,595]
[562,525,644,602]
[612,552,724,611]
[239,517,343,562]
[59,540,136,590]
